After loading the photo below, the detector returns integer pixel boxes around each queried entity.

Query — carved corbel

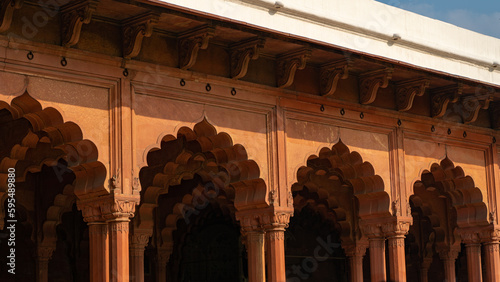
[491,102,500,130]
[0,0,23,33]
[359,68,393,104]
[395,77,430,111]
[319,59,351,97]
[276,48,311,88]
[431,84,463,118]
[178,25,215,70]
[122,12,159,59]
[460,94,494,124]
[61,0,99,47]
[230,37,265,79]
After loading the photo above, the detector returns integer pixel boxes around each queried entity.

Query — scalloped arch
[291,140,390,243]
[0,92,108,241]
[135,118,269,238]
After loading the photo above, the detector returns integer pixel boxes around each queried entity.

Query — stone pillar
[462,233,482,282]
[344,241,368,282]
[384,220,411,282]
[262,212,290,282]
[88,222,109,282]
[480,229,500,282]
[483,241,500,282]
[245,230,266,282]
[100,196,137,282]
[36,245,54,282]
[79,201,109,282]
[156,245,173,282]
[130,231,151,282]
[419,257,433,282]
[438,248,459,282]
[361,223,386,282]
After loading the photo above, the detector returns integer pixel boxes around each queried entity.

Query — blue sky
[376,0,500,38]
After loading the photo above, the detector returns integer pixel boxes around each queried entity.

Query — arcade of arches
[1,92,500,282]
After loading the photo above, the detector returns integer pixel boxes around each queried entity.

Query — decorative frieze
[319,59,351,97]
[122,12,159,59]
[230,37,265,79]
[276,48,311,88]
[395,77,429,111]
[359,68,393,105]
[178,25,215,70]
[0,0,23,33]
[431,84,463,118]
[61,0,99,47]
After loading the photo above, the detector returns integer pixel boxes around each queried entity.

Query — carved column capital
[0,0,23,33]
[319,59,351,97]
[178,25,215,70]
[460,231,481,244]
[100,196,138,220]
[276,48,311,88]
[61,0,98,47]
[130,231,150,256]
[77,200,104,223]
[230,37,265,79]
[37,245,55,260]
[259,212,291,231]
[236,213,262,234]
[122,12,159,59]
[382,219,412,237]
[359,68,393,105]
[479,227,500,242]
[396,77,429,111]
[431,84,463,118]
[360,222,384,238]
[157,245,173,265]
[343,240,369,257]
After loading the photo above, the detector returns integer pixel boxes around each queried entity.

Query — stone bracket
[276,48,311,88]
[460,94,494,124]
[122,12,159,59]
[359,68,393,105]
[178,25,215,70]
[0,0,23,33]
[61,0,99,47]
[396,77,429,111]
[230,37,265,79]
[319,59,351,97]
[431,84,463,118]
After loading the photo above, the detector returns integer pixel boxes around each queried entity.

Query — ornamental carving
[460,232,480,244]
[110,221,129,233]
[260,212,291,229]
[343,241,368,257]
[387,237,405,247]
[230,37,265,79]
[382,220,411,236]
[122,12,159,59]
[61,0,99,47]
[430,84,463,118]
[267,230,285,241]
[276,48,311,88]
[319,59,351,97]
[359,68,393,105]
[0,0,22,33]
[101,198,137,219]
[178,26,215,70]
[395,77,429,111]
[460,94,493,124]
[37,245,55,260]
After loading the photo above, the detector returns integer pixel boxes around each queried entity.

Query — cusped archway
[0,92,107,281]
[289,140,391,282]
[407,157,491,282]
[134,118,270,282]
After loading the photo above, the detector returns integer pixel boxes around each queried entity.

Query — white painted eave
[149,0,500,86]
